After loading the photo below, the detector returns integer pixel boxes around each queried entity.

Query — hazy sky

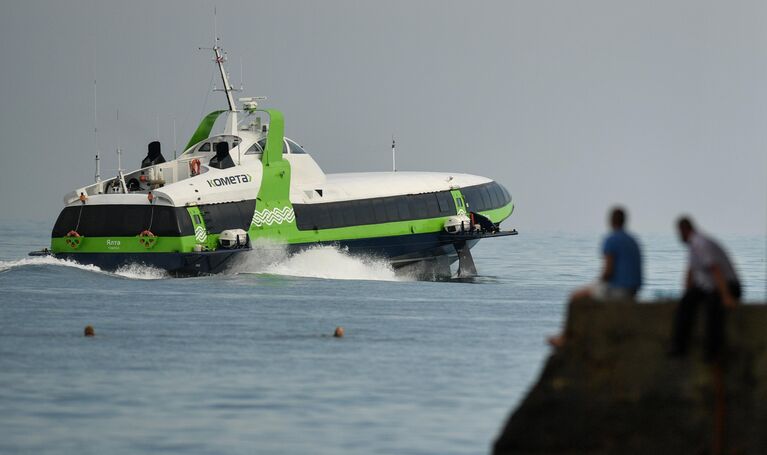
[1,0,765,235]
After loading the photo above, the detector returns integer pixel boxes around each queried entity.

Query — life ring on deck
[138,230,157,249]
[189,159,201,176]
[65,230,82,249]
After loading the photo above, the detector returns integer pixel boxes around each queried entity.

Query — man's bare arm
[711,264,737,308]
[600,254,614,282]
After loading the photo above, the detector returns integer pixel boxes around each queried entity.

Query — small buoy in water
[333,326,345,338]
[84,325,95,337]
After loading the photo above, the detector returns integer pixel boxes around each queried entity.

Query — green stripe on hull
[50,202,514,254]
[282,201,514,244]
[480,202,514,224]
[52,235,200,253]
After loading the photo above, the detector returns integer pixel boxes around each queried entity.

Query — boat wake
[113,263,168,280]
[0,256,167,280]
[2,245,408,282]
[230,241,408,282]
[0,256,102,274]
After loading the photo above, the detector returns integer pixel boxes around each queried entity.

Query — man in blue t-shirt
[574,207,643,300]
[549,207,642,347]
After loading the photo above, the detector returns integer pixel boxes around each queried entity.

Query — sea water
[0,221,764,455]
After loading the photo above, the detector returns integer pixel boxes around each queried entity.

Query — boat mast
[392,135,397,172]
[204,39,238,134]
[172,117,177,159]
[94,80,101,183]
[116,109,122,173]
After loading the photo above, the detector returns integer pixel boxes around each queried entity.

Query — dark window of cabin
[315,206,331,229]
[257,138,288,155]
[480,187,493,210]
[488,184,501,208]
[356,200,376,225]
[51,205,194,237]
[424,194,439,217]
[286,139,307,154]
[329,203,345,227]
[199,200,256,232]
[500,185,511,204]
[293,190,457,231]
[372,199,387,223]
[460,182,511,212]
[436,192,454,213]
[384,198,399,221]
[245,143,263,155]
[51,207,80,237]
[198,142,211,152]
[409,195,428,219]
[396,198,411,219]
[176,208,195,234]
[341,203,357,227]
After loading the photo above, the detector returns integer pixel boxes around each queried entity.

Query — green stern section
[248,109,301,241]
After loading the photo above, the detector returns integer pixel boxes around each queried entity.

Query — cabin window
[293,190,458,231]
[355,201,376,226]
[500,185,512,205]
[460,182,510,212]
[329,204,346,227]
[51,205,195,237]
[198,142,211,152]
[384,199,399,220]
[286,139,307,154]
[436,192,454,213]
[198,200,257,233]
[396,199,411,219]
[409,195,429,219]
[244,143,263,155]
[425,195,440,216]
[257,139,288,155]
[488,186,501,208]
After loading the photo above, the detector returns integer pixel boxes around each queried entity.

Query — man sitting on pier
[549,207,642,347]
[571,207,643,301]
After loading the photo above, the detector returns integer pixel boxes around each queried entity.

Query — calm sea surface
[1,221,765,454]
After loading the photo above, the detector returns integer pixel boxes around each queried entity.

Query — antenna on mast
[199,8,239,134]
[239,58,244,91]
[94,79,101,183]
[116,109,122,173]
[392,135,397,172]
[172,117,177,160]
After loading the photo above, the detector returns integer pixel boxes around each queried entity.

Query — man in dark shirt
[669,217,741,362]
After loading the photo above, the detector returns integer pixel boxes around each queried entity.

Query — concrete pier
[493,299,767,455]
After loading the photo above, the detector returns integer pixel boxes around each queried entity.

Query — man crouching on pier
[669,217,741,362]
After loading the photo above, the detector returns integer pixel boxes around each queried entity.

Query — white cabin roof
[306,171,492,203]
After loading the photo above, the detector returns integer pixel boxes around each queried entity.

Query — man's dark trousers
[671,283,741,362]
